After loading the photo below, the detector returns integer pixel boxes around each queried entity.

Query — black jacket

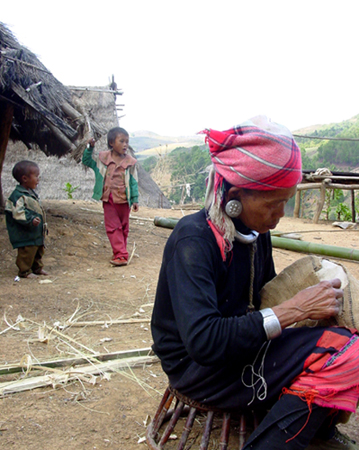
[151,209,275,377]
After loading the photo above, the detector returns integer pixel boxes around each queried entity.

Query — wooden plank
[0,355,159,395]
[302,175,359,183]
[11,83,78,141]
[326,183,359,190]
[297,183,322,190]
[297,183,359,190]
[70,87,123,95]
[0,347,153,375]
[63,318,151,327]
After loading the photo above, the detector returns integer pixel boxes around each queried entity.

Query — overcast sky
[2,1,359,136]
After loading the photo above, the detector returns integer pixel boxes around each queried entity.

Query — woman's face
[228,186,297,234]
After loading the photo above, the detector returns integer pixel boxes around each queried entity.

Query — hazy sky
[2,1,359,136]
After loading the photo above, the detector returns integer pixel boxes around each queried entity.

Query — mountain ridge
[129,131,204,158]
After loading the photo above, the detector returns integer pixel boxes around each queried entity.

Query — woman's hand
[272,278,343,329]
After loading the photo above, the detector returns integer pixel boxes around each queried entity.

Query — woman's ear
[225,187,243,218]
[227,187,242,200]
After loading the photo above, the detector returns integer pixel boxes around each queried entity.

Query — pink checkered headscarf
[201,115,302,190]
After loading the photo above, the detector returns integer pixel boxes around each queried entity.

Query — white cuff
[260,308,282,340]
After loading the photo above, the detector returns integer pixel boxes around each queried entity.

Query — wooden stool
[146,385,260,450]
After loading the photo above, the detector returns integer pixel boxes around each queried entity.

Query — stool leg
[253,411,260,429]
[219,412,231,450]
[159,401,185,446]
[177,406,197,450]
[200,410,214,450]
[152,388,175,437]
[239,414,246,450]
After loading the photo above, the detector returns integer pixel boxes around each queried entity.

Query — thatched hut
[0,22,170,209]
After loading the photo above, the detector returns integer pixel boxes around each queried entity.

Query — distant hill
[129,130,204,160]
[132,115,359,171]
[135,116,359,207]
[293,114,359,171]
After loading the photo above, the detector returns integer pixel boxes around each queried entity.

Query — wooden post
[351,189,356,223]
[60,101,83,121]
[296,182,359,222]
[313,180,328,224]
[0,102,14,208]
[180,185,186,205]
[44,118,77,152]
[293,190,301,218]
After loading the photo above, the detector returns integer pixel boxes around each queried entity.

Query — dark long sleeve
[151,209,275,376]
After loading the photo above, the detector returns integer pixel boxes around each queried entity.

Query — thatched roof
[1,22,171,208]
[0,22,112,157]
[0,22,170,209]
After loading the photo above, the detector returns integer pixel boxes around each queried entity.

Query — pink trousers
[103,195,130,260]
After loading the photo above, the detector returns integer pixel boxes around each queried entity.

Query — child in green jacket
[5,160,48,278]
[82,127,139,266]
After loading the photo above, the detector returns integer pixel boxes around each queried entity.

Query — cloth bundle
[260,255,359,330]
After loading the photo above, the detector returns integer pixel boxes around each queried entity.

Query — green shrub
[63,182,79,199]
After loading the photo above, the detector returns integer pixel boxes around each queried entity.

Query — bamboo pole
[271,236,359,261]
[154,217,178,229]
[153,217,359,261]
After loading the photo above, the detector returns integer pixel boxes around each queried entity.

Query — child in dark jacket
[5,160,48,278]
[82,127,139,266]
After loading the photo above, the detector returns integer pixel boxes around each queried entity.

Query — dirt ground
[1,200,359,449]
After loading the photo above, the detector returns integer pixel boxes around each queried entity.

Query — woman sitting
[151,115,359,449]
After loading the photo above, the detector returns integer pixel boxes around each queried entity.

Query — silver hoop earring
[225,199,242,218]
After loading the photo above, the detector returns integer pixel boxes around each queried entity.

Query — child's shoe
[110,257,127,266]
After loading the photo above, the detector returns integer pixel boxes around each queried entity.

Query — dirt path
[1,200,359,449]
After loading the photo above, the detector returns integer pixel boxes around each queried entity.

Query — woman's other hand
[272,278,343,328]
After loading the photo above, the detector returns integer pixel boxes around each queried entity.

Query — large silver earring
[225,199,242,218]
